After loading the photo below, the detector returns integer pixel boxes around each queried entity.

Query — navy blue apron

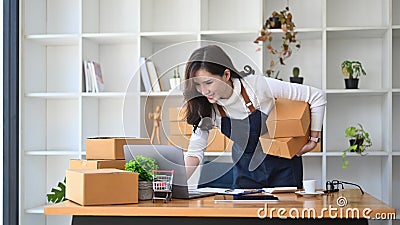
[217,80,303,189]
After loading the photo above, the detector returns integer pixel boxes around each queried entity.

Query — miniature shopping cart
[152,170,174,203]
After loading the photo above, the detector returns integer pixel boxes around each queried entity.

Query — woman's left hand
[296,141,317,157]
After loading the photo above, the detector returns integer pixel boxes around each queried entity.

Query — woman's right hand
[296,140,317,157]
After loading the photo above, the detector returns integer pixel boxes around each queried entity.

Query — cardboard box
[266,99,310,138]
[259,133,309,159]
[169,121,193,135]
[168,129,231,152]
[225,137,234,152]
[206,129,226,152]
[66,169,138,206]
[312,142,321,152]
[169,107,187,121]
[86,137,150,160]
[168,135,191,151]
[69,159,126,170]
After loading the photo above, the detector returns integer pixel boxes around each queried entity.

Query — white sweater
[186,75,326,162]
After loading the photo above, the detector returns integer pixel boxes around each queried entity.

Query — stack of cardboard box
[167,107,233,152]
[259,99,321,159]
[66,137,150,205]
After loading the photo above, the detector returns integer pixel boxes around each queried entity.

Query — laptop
[123,145,216,199]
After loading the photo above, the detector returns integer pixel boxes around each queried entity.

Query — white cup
[303,180,316,193]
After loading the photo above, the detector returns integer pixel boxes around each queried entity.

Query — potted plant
[289,66,303,84]
[169,65,181,90]
[47,177,66,203]
[341,60,367,89]
[342,123,372,168]
[254,6,301,76]
[125,155,159,200]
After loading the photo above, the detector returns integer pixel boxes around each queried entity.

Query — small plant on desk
[125,156,159,200]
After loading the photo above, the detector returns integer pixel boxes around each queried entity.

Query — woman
[184,45,326,189]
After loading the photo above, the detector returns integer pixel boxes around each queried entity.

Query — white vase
[169,78,181,90]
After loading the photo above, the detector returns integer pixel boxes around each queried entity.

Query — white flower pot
[169,78,181,90]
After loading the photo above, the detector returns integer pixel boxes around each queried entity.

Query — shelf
[393,152,400,156]
[81,92,128,98]
[326,151,389,156]
[393,89,400,93]
[140,32,198,42]
[267,28,323,40]
[25,150,82,156]
[82,33,138,44]
[303,152,323,157]
[24,34,80,45]
[325,89,388,95]
[140,90,184,97]
[327,27,388,38]
[200,30,259,42]
[25,205,45,214]
[253,28,323,40]
[25,93,80,99]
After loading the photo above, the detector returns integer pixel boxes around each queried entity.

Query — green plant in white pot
[341,60,367,89]
[170,65,181,90]
[125,155,159,200]
[342,123,372,168]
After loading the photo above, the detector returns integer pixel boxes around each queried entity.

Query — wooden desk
[45,189,395,225]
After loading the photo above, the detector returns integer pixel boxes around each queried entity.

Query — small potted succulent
[342,123,372,168]
[169,65,181,90]
[266,69,282,80]
[289,66,303,84]
[341,60,367,89]
[265,59,282,80]
[254,6,301,76]
[125,155,159,200]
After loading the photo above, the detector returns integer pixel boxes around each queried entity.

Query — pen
[238,189,265,196]
[224,189,265,195]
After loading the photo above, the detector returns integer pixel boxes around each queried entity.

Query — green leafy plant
[341,60,367,79]
[342,123,372,168]
[292,67,300,78]
[125,155,159,181]
[47,177,66,203]
[254,6,301,75]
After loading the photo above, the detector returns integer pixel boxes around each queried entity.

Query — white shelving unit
[20,0,399,225]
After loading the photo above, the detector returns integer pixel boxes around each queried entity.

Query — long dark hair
[183,45,254,129]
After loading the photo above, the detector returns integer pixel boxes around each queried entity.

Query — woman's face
[193,69,233,104]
